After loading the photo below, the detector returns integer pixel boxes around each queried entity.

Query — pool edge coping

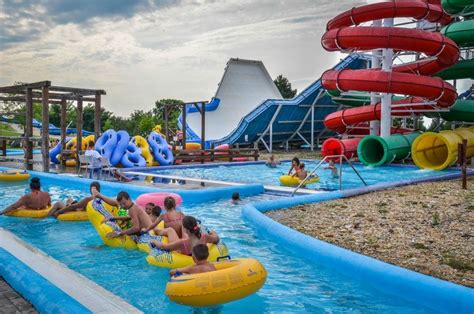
[0,228,143,314]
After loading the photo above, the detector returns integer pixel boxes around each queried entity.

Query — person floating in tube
[151,216,219,256]
[287,157,300,175]
[94,191,153,238]
[169,244,216,277]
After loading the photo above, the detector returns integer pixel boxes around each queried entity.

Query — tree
[153,99,183,131]
[274,74,297,99]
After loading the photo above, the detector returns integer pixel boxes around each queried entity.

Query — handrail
[291,154,367,196]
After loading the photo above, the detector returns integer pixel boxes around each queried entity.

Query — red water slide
[320,0,459,154]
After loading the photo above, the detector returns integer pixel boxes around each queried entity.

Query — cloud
[0,0,365,116]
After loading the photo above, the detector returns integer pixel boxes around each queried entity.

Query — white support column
[269,123,273,153]
[310,104,315,151]
[380,17,394,138]
[370,20,382,136]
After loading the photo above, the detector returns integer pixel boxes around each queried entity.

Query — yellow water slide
[411,126,474,170]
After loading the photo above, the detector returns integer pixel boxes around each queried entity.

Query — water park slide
[184,54,365,148]
[321,0,473,167]
[410,0,474,170]
[181,58,283,144]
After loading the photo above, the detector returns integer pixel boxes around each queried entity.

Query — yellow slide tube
[411,127,474,170]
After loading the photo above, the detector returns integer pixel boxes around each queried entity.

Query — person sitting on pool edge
[151,216,219,256]
[48,181,100,218]
[231,192,241,204]
[93,191,153,238]
[0,177,51,215]
[84,141,102,179]
[143,197,185,237]
[287,157,300,175]
[265,154,281,168]
[169,244,216,277]
[324,160,339,178]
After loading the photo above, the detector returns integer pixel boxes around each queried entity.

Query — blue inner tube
[95,129,117,160]
[148,131,174,166]
[110,130,130,166]
[121,142,146,168]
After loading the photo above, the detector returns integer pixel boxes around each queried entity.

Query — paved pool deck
[0,278,37,313]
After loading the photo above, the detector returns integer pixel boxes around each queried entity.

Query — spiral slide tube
[357,132,421,167]
[412,127,474,170]
[321,138,361,161]
[320,1,460,164]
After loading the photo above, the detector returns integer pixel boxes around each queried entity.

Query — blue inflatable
[110,130,130,166]
[121,142,146,168]
[148,132,174,166]
[95,130,117,161]
[49,137,71,164]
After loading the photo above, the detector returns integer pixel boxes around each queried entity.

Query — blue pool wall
[242,171,474,313]
[11,168,265,205]
[0,248,91,314]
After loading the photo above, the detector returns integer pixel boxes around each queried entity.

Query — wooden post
[201,102,205,149]
[76,96,83,164]
[25,88,33,170]
[459,139,467,189]
[1,139,6,156]
[41,85,50,172]
[164,105,170,143]
[182,104,187,149]
[60,98,67,152]
[94,92,101,141]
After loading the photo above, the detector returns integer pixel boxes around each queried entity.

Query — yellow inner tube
[57,211,88,221]
[279,175,320,187]
[132,135,154,166]
[166,258,267,307]
[0,170,30,182]
[86,200,138,249]
[6,205,52,219]
[146,241,229,269]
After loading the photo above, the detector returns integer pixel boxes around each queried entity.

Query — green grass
[0,122,21,137]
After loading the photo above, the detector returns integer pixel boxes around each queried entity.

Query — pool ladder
[291,154,367,196]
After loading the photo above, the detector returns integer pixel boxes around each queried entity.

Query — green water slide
[357,132,421,166]
[441,0,474,15]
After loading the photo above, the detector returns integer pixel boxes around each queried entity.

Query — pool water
[5,148,42,156]
[0,177,430,313]
[150,161,458,190]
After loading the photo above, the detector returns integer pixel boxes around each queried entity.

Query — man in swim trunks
[0,177,51,215]
[94,191,152,238]
[48,181,100,218]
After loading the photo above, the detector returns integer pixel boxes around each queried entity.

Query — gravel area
[267,178,474,288]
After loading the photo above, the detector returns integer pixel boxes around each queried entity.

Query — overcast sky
[0,0,365,117]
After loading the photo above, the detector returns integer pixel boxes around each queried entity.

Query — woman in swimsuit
[151,216,219,256]
[287,157,301,175]
[143,197,185,237]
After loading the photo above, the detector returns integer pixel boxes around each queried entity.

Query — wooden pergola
[0,81,106,172]
[159,100,208,149]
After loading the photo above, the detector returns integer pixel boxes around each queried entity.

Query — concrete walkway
[0,278,37,314]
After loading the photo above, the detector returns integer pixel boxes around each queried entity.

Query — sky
[0,0,366,117]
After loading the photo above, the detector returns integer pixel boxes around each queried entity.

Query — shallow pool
[147,161,458,190]
[0,177,430,313]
